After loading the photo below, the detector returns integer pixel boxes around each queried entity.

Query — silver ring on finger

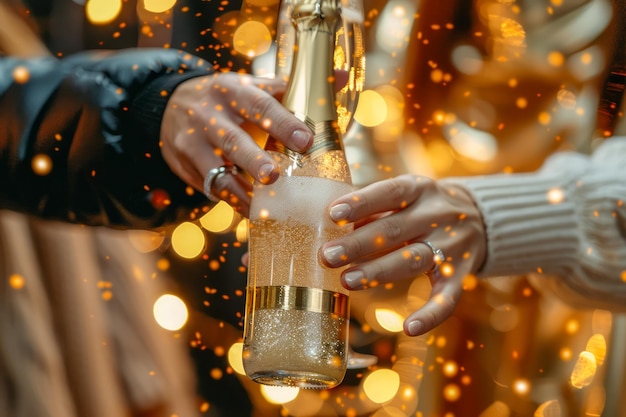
[203,165,239,203]
[422,240,445,273]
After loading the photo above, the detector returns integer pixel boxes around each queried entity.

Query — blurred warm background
[2,0,625,416]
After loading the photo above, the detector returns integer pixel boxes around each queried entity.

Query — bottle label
[248,285,349,318]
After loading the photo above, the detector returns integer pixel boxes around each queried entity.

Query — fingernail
[291,129,312,150]
[406,320,423,336]
[329,203,351,221]
[323,245,346,265]
[258,163,276,184]
[343,270,364,289]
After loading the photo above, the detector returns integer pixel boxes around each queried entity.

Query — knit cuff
[128,69,210,143]
[444,170,581,278]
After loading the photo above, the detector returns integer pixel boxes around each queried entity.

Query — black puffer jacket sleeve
[0,48,212,229]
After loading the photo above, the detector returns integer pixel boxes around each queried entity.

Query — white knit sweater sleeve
[444,136,626,311]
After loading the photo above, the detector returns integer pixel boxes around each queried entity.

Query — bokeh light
[127,229,165,253]
[227,342,245,375]
[85,0,122,24]
[570,351,597,389]
[31,154,53,176]
[153,294,188,331]
[143,0,177,13]
[200,201,236,233]
[374,308,405,332]
[9,274,25,290]
[260,385,299,404]
[363,369,400,403]
[233,21,272,57]
[171,222,206,259]
[354,89,388,127]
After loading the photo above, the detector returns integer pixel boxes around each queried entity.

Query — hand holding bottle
[320,174,487,337]
[160,71,314,215]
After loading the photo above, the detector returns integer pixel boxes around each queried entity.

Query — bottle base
[249,369,342,389]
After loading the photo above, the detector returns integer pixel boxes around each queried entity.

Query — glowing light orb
[31,154,52,176]
[143,0,177,13]
[513,378,531,396]
[85,0,122,24]
[153,294,188,331]
[235,219,249,242]
[260,385,299,404]
[227,342,246,375]
[233,21,272,58]
[443,383,461,402]
[374,308,405,332]
[12,66,29,84]
[585,334,606,366]
[363,369,400,403]
[354,90,387,127]
[127,229,165,253]
[200,200,235,233]
[9,274,25,290]
[570,351,597,389]
[171,222,205,259]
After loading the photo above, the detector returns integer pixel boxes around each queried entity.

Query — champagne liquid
[243,176,353,388]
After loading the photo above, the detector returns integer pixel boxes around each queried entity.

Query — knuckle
[242,89,274,121]
[404,244,430,274]
[380,216,403,241]
[216,128,240,155]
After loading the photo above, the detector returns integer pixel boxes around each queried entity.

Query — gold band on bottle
[249,285,349,318]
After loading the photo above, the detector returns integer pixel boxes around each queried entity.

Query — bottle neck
[266,0,344,165]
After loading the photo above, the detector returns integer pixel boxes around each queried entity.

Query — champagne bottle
[242,0,354,389]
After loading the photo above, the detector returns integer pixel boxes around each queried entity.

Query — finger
[206,166,253,215]
[233,80,314,152]
[206,117,281,185]
[338,241,441,290]
[328,175,431,223]
[321,210,430,268]
[403,276,465,336]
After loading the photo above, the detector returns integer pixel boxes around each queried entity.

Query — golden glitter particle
[548,51,564,67]
[443,383,461,402]
[12,66,30,84]
[560,347,573,361]
[210,368,223,380]
[31,154,53,176]
[430,69,444,83]
[462,274,478,290]
[538,112,551,125]
[546,187,565,204]
[440,262,454,277]
[513,378,530,395]
[565,319,580,334]
[9,274,25,290]
[442,360,458,377]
